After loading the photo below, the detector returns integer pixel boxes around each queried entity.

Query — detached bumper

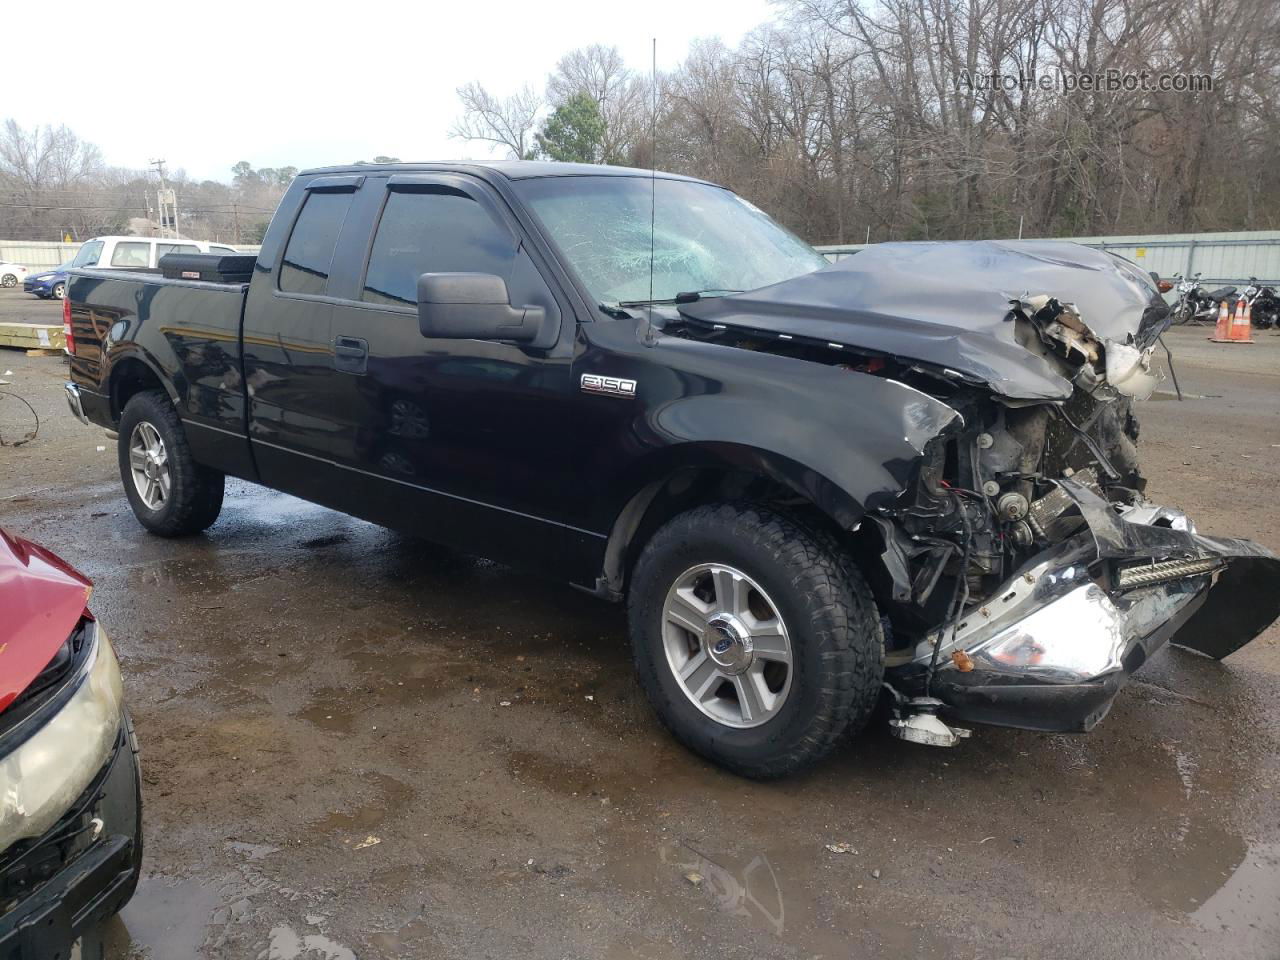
[902,494,1280,733]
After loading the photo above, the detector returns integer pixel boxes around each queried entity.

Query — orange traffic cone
[1228,296,1255,343]
[1210,298,1232,341]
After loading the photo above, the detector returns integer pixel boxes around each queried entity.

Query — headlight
[0,625,124,854]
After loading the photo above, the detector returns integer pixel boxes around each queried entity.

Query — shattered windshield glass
[514,175,828,304]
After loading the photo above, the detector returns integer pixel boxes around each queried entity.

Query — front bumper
[897,492,1280,733]
[21,280,54,297]
[0,627,141,956]
[0,721,140,958]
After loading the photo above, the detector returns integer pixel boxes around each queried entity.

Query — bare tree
[451,82,543,159]
[0,120,103,190]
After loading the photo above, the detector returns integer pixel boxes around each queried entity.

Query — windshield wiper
[617,289,744,308]
[674,288,744,303]
[598,302,634,319]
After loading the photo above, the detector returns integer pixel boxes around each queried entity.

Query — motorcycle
[1240,277,1279,330]
[1171,273,1237,325]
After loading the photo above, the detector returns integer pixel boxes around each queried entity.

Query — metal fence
[815,231,1280,288]
[0,241,82,269]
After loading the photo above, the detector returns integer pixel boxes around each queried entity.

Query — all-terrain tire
[628,502,884,779]
[118,389,224,536]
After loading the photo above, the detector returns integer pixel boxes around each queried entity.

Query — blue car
[24,240,108,299]
[23,261,73,300]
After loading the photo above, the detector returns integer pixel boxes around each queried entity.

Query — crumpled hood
[678,240,1170,401]
[0,529,93,714]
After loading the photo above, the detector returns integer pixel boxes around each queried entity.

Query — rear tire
[118,390,224,536]
[628,502,883,779]
[1,274,16,288]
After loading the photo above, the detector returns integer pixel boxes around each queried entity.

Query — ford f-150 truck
[62,161,1280,778]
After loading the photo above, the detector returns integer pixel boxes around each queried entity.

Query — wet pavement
[2,292,1279,959]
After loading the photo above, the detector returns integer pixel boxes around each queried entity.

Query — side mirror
[417,273,544,344]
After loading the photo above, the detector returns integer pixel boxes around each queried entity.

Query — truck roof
[298,160,716,186]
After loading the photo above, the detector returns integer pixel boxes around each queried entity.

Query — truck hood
[678,240,1171,401]
[0,530,93,714]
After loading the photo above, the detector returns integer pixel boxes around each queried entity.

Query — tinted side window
[362,188,516,307]
[280,191,354,295]
[157,243,199,258]
[110,242,150,267]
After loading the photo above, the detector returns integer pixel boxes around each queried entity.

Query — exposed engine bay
[672,240,1280,743]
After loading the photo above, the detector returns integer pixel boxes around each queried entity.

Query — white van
[68,236,241,271]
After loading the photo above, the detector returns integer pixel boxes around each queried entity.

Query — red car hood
[0,529,93,714]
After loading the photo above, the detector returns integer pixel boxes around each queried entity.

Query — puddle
[112,876,229,957]
[1192,841,1280,945]
[297,692,357,734]
[507,748,608,800]
[659,841,785,935]
[313,772,416,836]
[262,925,357,960]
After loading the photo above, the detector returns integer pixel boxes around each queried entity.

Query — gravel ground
[1,288,1278,960]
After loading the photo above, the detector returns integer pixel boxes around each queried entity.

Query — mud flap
[1061,478,1280,660]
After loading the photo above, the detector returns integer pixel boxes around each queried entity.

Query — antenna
[648,37,657,306]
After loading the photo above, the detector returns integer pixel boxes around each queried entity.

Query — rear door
[241,175,361,502]
[321,173,595,577]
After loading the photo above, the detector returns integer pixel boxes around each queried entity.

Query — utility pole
[149,158,179,238]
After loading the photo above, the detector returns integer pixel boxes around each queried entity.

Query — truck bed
[66,267,253,477]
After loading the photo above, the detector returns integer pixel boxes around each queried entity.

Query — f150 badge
[580,373,637,398]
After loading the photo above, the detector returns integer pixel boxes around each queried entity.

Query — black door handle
[333,335,368,374]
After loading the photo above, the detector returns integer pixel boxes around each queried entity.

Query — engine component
[996,492,1029,521]
[1009,520,1034,547]
[1027,467,1099,539]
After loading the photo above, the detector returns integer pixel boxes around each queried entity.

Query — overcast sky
[6,0,776,182]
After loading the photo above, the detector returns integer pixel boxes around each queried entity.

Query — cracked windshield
[516,175,827,304]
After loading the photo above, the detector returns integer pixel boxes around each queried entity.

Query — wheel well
[601,467,878,599]
[110,359,167,422]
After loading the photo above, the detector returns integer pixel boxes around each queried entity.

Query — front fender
[582,324,963,534]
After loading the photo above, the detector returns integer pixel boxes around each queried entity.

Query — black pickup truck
[63,161,1279,777]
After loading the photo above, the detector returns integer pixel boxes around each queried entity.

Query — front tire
[1,273,16,288]
[628,503,884,779]
[118,390,224,536]
[52,281,66,299]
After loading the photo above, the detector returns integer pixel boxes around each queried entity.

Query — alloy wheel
[661,563,793,728]
[128,421,170,510]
